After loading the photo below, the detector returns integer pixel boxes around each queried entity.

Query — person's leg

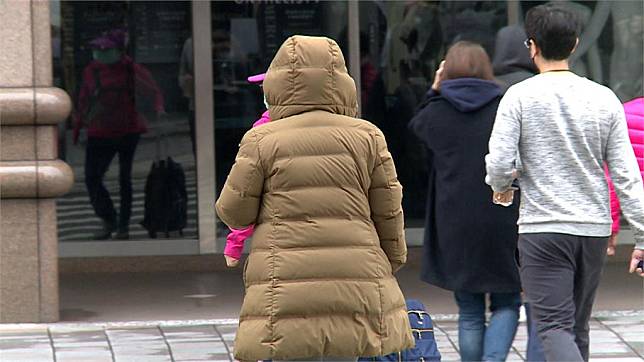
[454,291,485,362]
[483,292,521,361]
[84,137,118,238]
[573,236,609,361]
[116,133,141,237]
[519,233,584,362]
[525,302,546,362]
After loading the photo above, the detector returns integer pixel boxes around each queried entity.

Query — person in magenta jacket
[224,73,269,267]
[607,97,644,256]
[73,30,164,240]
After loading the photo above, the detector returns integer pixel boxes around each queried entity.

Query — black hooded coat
[409,78,521,293]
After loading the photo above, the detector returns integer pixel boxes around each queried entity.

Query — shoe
[93,220,116,240]
[115,231,129,240]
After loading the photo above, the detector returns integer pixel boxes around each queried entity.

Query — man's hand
[607,233,618,256]
[629,249,644,277]
[493,188,517,207]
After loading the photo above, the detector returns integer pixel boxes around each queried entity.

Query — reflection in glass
[210,1,349,204]
[361,1,507,225]
[54,1,197,242]
[362,0,643,229]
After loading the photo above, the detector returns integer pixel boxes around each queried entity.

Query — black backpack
[140,157,188,238]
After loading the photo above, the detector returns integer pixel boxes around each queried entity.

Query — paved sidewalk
[1,311,642,362]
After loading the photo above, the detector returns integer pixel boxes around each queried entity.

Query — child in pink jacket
[607,97,644,255]
[224,73,269,267]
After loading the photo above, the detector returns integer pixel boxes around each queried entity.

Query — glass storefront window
[360,1,643,238]
[53,1,198,244]
[50,0,641,250]
[518,1,643,102]
[359,1,508,228]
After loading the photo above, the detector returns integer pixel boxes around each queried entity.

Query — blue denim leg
[525,303,546,362]
[454,292,486,362]
[483,292,522,361]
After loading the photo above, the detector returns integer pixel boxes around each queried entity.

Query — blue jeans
[454,292,521,362]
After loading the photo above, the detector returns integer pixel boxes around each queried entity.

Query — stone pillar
[0,0,73,323]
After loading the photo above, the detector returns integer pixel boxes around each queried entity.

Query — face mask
[92,49,121,64]
[263,94,269,109]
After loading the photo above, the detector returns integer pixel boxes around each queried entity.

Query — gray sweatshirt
[486,71,644,249]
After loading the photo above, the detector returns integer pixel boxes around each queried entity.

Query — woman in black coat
[409,41,521,362]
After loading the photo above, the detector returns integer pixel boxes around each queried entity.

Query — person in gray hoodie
[492,25,538,93]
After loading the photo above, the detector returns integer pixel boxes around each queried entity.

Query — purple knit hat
[89,29,127,50]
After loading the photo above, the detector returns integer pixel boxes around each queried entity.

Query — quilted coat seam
[223,183,260,199]
[377,263,385,355]
[245,275,396,287]
[271,103,356,108]
[288,37,296,111]
[240,303,407,321]
[250,245,377,252]
[329,39,336,104]
[268,208,278,357]
[271,215,370,223]
[251,131,266,177]
[377,132,403,263]
[266,185,365,195]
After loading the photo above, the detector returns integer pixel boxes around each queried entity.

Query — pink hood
[253,110,270,127]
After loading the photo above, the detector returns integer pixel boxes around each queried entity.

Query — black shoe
[115,231,129,240]
[93,220,116,240]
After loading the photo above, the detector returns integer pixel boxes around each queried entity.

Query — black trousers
[85,134,140,232]
[519,233,608,362]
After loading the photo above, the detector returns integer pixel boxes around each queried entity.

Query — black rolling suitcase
[140,129,188,238]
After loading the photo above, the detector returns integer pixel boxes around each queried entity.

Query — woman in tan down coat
[215,35,414,361]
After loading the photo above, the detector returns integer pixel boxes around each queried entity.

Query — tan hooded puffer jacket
[216,35,413,361]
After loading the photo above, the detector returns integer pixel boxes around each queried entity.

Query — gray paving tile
[507,355,525,361]
[107,328,163,341]
[170,340,229,353]
[512,343,527,353]
[627,341,644,355]
[0,350,54,361]
[590,342,636,355]
[0,327,49,335]
[439,352,461,361]
[114,356,171,362]
[162,326,220,345]
[176,356,231,362]
[0,341,52,350]
[599,318,644,326]
[589,357,643,361]
[214,324,237,343]
[621,332,644,343]
[0,332,49,339]
[55,350,113,362]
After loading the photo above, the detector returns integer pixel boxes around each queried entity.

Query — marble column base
[0,199,59,323]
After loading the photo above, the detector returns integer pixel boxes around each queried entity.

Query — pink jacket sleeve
[224,225,254,260]
[605,168,621,234]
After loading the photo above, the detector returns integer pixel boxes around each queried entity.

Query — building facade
[1,0,642,322]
